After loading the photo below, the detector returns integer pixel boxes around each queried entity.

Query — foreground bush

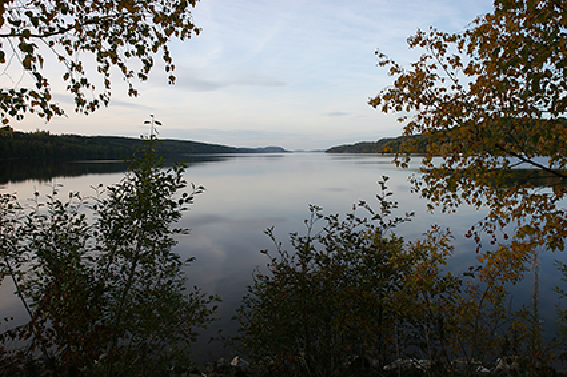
[235,177,547,377]
[0,122,218,376]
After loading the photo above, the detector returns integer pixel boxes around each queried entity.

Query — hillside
[0,130,287,160]
[327,118,567,154]
[326,134,428,154]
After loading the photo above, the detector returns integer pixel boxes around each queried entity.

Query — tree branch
[494,143,567,180]
[0,17,108,38]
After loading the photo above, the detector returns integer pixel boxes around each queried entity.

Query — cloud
[51,93,151,110]
[107,98,153,110]
[324,111,350,117]
[174,72,286,92]
[227,74,285,88]
[173,77,225,91]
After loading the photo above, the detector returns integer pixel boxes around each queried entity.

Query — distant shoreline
[0,131,288,161]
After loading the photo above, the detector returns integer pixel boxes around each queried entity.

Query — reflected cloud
[325,187,348,193]
[183,213,229,227]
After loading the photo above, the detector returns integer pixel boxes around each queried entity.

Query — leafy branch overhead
[370,1,567,268]
[0,0,200,125]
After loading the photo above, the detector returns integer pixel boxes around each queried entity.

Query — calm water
[1,153,566,363]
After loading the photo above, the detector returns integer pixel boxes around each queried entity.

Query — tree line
[326,134,429,154]
[0,129,286,160]
[327,118,567,155]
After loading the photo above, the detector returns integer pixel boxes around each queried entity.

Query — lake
[1,153,566,364]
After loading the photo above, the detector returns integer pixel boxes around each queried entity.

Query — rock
[494,356,519,372]
[384,358,426,371]
[230,356,250,371]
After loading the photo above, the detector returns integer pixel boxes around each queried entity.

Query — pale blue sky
[14,0,494,150]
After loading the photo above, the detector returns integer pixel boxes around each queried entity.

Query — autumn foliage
[364,0,567,370]
[369,1,567,283]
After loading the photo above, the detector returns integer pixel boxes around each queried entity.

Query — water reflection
[0,159,128,184]
[0,154,242,185]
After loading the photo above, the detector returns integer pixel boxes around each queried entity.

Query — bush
[234,177,531,377]
[235,177,448,376]
[0,127,219,376]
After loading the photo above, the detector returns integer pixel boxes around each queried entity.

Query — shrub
[235,177,531,377]
[235,177,451,376]
[0,124,218,376]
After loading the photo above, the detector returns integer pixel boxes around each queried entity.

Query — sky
[8,0,495,150]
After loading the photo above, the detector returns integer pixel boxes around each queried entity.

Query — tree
[0,0,200,127]
[0,120,218,376]
[369,0,566,367]
[370,0,566,276]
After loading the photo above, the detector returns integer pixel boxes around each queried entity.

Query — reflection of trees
[485,169,566,189]
[423,167,566,191]
[0,160,128,184]
[0,155,231,184]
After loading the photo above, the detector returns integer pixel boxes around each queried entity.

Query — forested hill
[326,134,428,153]
[0,130,287,160]
[327,118,567,154]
